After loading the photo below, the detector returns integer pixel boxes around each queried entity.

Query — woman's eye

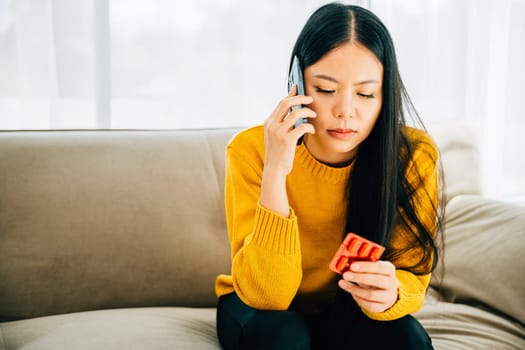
[357,92,375,99]
[315,88,335,94]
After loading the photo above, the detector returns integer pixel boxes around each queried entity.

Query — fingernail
[352,263,360,271]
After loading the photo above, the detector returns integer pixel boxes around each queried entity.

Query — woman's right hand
[260,85,316,217]
[263,85,316,176]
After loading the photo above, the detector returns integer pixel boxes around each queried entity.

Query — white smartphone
[288,55,307,145]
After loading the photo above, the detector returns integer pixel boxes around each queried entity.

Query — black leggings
[216,289,433,350]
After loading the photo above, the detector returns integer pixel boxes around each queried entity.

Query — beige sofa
[0,122,524,349]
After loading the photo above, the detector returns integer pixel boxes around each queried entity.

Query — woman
[215,3,443,349]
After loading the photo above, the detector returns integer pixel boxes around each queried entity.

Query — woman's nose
[335,93,354,119]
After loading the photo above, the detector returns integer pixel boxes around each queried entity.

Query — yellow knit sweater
[215,125,439,321]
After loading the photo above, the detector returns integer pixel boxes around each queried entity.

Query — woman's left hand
[338,260,399,313]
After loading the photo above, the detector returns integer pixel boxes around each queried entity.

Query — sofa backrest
[0,122,480,320]
[426,120,481,200]
[0,129,237,320]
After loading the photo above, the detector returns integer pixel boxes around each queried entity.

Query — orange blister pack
[329,233,385,274]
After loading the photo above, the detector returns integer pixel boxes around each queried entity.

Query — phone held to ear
[288,55,308,145]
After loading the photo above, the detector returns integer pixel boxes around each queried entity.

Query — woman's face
[303,42,383,166]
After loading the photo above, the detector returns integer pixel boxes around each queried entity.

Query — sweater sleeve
[362,131,440,321]
[224,143,303,310]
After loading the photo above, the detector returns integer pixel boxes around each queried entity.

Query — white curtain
[371,0,525,199]
[0,0,523,198]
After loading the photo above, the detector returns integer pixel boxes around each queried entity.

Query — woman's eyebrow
[313,74,379,85]
[354,79,380,86]
[313,74,339,83]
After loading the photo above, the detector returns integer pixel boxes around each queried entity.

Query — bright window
[0,0,523,198]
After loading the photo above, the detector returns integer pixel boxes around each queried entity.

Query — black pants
[216,289,433,350]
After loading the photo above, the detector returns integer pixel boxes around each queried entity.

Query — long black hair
[290,3,444,275]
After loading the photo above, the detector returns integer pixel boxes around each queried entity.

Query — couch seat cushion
[416,300,525,350]
[0,307,220,350]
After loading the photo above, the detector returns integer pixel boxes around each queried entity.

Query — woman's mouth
[327,128,357,140]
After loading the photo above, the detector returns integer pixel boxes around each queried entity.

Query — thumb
[288,83,297,97]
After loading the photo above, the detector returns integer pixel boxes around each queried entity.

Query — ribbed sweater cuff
[365,293,420,321]
[252,202,300,256]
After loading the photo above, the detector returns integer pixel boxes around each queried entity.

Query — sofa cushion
[0,307,220,350]
[416,300,525,350]
[0,129,237,320]
[431,195,525,324]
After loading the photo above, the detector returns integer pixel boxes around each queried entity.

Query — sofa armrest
[431,194,525,325]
